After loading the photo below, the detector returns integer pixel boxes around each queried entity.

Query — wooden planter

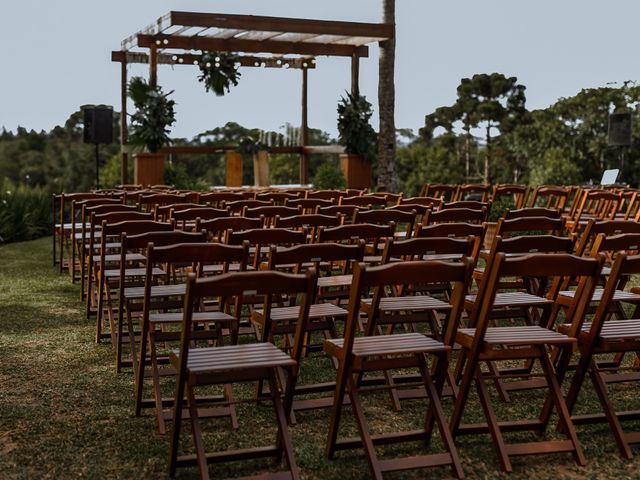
[225,151,243,187]
[134,152,165,187]
[340,153,372,189]
[253,150,269,187]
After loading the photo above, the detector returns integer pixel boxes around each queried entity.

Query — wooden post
[300,67,309,185]
[149,44,158,87]
[120,59,129,185]
[351,53,360,97]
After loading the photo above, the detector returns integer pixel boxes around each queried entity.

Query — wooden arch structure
[113,11,394,185]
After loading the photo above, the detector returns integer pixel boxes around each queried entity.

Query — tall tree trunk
[484,121,491,184]
[377,0,397,192]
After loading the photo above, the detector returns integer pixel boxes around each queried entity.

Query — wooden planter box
[340,153,372,189]
[134,152,165,187]
[225,151,243,187]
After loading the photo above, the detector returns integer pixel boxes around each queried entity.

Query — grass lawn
[1,237,640,479]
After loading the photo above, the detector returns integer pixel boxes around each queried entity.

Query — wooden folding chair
[316,204,362,222]
[317,222,395,265]
[454,183,491,202]
[284,197,333,214]
[85,211,154,322]
[353,208,417,240]
[528,185,569,211]
[197,216,262,244]
[560,248,640,458]
[154,202,202,222]
[324,259,473,479]
[134,241,248,434]
[97,221,175,368]
[274,213,342,243]
[137,193,187,212]
[243,205,301,227]
[226,227,307,269]
[492,184,528,209]
[420,183,458,202]
[168,269,316,480]
[450,252,603,472]
[415,222,487,262]
[169,207,229,231]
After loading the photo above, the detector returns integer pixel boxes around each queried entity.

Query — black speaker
[83,106,113,145]
[608,112,632,146]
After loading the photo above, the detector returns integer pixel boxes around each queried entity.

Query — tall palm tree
[377,0,397,191]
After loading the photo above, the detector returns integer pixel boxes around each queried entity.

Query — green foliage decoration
[197,51,241,96]
[0,180,50,244]
[313,160,346,190]
[337,92,377,162]
[236,136,265,156]
[128,77,176,153]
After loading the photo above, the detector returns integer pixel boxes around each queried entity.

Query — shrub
[312,160,345,190]
[0,180,51,244]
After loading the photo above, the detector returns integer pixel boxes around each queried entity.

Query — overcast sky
[2,0,639,139]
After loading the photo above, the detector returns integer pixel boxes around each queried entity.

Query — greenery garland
[127,77,176,153]
[236,135,265,155]
[337,92,377,163]
[197,51,241,96]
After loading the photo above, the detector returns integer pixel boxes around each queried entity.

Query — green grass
[1,237,640,479]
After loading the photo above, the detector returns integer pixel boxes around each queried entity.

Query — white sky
[1,0,639,139]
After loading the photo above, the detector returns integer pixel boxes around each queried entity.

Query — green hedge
[0,181,51,244]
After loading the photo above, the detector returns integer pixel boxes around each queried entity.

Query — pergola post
[351,53,360,96]
[149,44,158,87]
[300,67,309,185]
[120,59,129,184]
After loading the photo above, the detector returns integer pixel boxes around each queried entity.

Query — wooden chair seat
[149,311,234,324]
[465,291,552,308]
[457,326,574,347]
[93,253,145,263]
[124,283,186,300]
[362,296,451,312]
[254,303,347,322]
[103,267,164,278]
[202,263,255,273]
[84,241,120,251]
[559,288,640,303]
[317,274,352,288]
[325,332,448,359]
[560,319,640,342]
[169,343,296,377]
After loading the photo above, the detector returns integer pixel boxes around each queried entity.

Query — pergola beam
[137,34,368,57]
[111,51,316,69]
[169,11,394,39]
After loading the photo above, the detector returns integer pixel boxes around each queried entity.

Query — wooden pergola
[113,11,394,185]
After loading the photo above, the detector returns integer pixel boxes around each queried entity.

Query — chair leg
[588,360,633,459]
[538,346,586,466]
[149,332,166,435]
[169,375,186,477]
[474,366,513,472]
[419,354,465,479]
[186,383,210,480]
[268,369,299,479]
[95,273,105,343]
[347,374,383,480]
[325,361,350,459]
[134,320,149,417]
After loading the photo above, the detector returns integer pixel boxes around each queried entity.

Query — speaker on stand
[608,112,632,178]
[83,105,113,190]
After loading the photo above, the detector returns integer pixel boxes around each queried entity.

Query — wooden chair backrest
[170,207,229,226]
[243,205,301,225]
[255,192,301,204]
[399,196,443,209]
[138,193,187,211]
[284,198,334,212]
[197,216,262,242]
[353,209,416,238]
[495,216,566,238]
[529,185,569,210]
[155,202,202,220]
[225,199,273,213]
[316,204,362,221]
[339,195,387,207]
[420,183,458,201]
[454,183,491,202]
[423,207,488,225]
[492,184,528,208]
[198,191,246,207]
[227,228,307,268]
[305,189,347,201]
[381,236,475,264]
[442,200,491,211]
[503,207,560,220]
[414,222,486,260]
